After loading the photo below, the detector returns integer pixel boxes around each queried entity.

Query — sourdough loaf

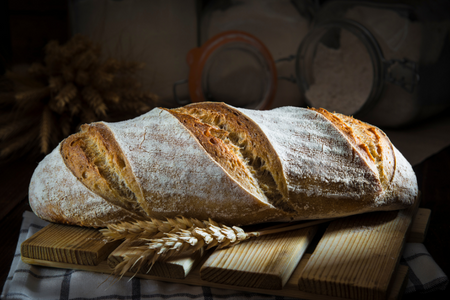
[29,102,418,227]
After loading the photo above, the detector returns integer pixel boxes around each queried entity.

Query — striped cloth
[401,243,448,294]
[2,211,448,300]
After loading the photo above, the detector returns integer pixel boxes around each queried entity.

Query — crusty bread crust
[29,144,142,227]
[61,123,146,218]
[104,108,287,225]
[166,109,268,204]
[29,102,418,227]
[235,105,416,219]
[170,103,294,213]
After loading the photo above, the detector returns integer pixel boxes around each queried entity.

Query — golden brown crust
[335,114,396,189]
[311,108,396,190]
[29,144,144,227]
[309,108,375,165]
[166,109,264,200]
[61,122,146,218]
[171,102,294,213]
[29,103,417,228]
[103,107,287,226]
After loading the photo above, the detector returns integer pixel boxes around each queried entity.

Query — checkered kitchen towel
[2,211,448,300]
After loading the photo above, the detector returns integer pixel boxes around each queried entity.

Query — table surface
[1,146,449,300]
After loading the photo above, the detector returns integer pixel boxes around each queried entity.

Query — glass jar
[186,30,277,109]
[296,0,450,127]
[195,0,316,109]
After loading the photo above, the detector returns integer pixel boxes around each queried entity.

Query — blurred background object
[0,35,159,161]
[2,0,450,162]
[183,29,279,109]
[297,0,450,128]
[69,0,198,107]
[194,0,317,109]
[1,1,162,162]
[1,0,70,162]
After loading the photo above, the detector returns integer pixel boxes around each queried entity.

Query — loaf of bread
[29,102,418,227]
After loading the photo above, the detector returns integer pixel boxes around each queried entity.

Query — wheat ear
[112,219,260,277]
[103,217,333,277]
[100,216,206,241]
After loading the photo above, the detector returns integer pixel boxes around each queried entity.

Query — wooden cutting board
[21,197,429,300]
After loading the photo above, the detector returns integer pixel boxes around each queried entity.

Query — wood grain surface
[21,223,121,266]
[200,226,317,290]
[18,204,429,300]
[20,246,410,300]
[298,196,420,300]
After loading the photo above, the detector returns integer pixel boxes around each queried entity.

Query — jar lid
[187,30,277,110]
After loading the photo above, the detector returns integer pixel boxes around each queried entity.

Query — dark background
[1,1,449,299]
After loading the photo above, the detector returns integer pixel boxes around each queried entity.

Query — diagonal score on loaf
[333,112,396,190]
[169,102,295,214]
[105,107,285,225]
[166,109,268,206]
[61,122,146,218]
[312,108,396,191]
[298,196,419,300]
[238,104,417,220]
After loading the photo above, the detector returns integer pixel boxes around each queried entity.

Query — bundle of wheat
[0,34,159,161]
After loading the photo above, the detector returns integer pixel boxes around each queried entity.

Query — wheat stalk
[53,83,77,113]
[39,106,52,154]
[0,127,39,158]
[0,117,35,140]
[15,87,50,110]
[102,217,333,277]
[101,217,205,241]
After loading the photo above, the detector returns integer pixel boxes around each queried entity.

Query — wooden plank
[408,208,431,243]
[21,223,121,266]
[387,265,409,300]
[200,226,317,290]
[298,197,420,300]
[21,251,409,300]
[107,239,203,279]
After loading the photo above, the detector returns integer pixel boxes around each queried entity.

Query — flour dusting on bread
[29,144,140,227]
[28,102,418,227]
